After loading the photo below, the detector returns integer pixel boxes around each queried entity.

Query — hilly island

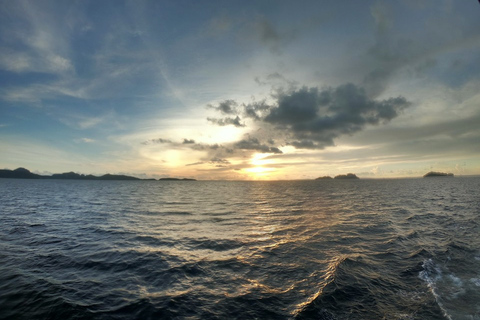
[0,168,196,181]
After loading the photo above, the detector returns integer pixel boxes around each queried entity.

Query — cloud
[142,138,172,145]
[244,100,271,120]
[182,139,196,144]
[0,1,74,76]
[265,84,410,149]
[186,161,204,166]
[234,137,283,154]
[207,99,238,115]
[256,18,281,47]
[209,158,230,165]
[185,157,230,167]
[206,82,410,151]
[361,1,480,96]
[75,138,95,143]
[252,16,297,54]
[0,51,32,73]
[207,116,245,127]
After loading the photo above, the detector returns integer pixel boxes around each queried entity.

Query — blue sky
[1,0,480,179]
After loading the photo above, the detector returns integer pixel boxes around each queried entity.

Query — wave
[293,255,378,319]
[419,259,453,320]
[2,178,480,319]
[419,256,480,320]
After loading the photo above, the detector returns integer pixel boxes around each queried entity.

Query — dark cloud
[244,100,271,120]
[142,139,231,159]
[287,139,329,150]
[257,18,280,45]
[265,87,320,124]
[207,116,245,127]
[267,72,286,81]
[179,141,235,162]
[152,138,172,143]
[209,158,230,165]
[361,2,480,96]
[185,158,231,168]
[207,83,410,151]
[252,17,297,54]
[263,84,410,149]
[186,161,204,166]
[362,2,403,96]
[234,137,283,154]
[188,142,229,152]
[142,138,172,145]
[210,158,230,167]
[207,99,238,115]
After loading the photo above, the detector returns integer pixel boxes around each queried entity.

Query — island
[0,167,40,179]
[159,178,197,181]
[0,168,141,180]
[334,173,359,179]
[423,171,454,178]
[0,167,196,181]
[315,176,333,180]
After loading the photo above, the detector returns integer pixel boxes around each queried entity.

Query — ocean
[0,177,479,319]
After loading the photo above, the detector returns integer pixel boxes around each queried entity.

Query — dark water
[1,178,479,320]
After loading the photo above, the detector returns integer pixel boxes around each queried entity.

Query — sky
[1,0,480,180]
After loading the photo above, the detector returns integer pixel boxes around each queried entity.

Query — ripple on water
[0,178,479,319]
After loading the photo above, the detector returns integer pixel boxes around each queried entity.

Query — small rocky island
[334,173,359,179]
[315,173,359,180]
[423,171,454,178]
[315,176,333,180]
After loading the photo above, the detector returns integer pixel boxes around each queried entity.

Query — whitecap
[419,259,453,320]
[470,278,480,287]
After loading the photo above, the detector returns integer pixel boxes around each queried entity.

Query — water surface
[1,178,479,319]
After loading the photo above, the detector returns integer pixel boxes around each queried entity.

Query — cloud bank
[208,83,411,150]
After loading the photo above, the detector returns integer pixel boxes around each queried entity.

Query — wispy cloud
[58,110,118,130]
[74,137,95,143]
[1,1,479,179]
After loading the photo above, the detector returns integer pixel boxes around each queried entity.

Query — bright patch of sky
[1,0,480,179]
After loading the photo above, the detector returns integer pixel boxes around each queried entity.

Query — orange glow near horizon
[244,153,278,179]
[245,167,277,180]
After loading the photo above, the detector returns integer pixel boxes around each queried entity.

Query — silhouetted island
[315,176,333,180]
[159,178,197,181]
[334,173,359,179]
[423,171,454,178]
[0,168,141,180]
[0,167,196,181]
[0,167,40,179]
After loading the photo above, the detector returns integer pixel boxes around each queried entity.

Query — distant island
[315,173,359,180]
[0,167,196,181]
[334,173,359,179]
[423,171,454,178]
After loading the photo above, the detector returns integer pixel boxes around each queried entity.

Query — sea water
[0,177,479,319]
